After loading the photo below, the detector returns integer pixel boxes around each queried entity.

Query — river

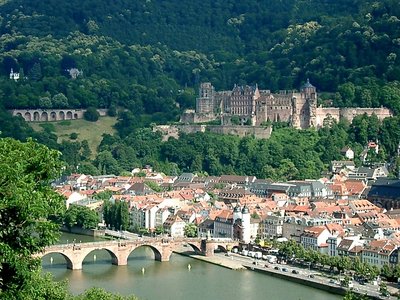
[42,233,341,300]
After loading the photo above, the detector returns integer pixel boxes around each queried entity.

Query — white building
[9,68,19,81]
[163,215,186,237]
[300,226,330,253]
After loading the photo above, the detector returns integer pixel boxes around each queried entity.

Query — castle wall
[339,107,392,123]
[315,107,340,127]
[181,111,219,124]
[154,125,272,140]
[315,107,393,127]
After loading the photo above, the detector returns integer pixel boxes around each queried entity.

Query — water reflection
[42,234,341,300]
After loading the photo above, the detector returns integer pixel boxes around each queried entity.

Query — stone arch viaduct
[9,109,108,122]
[35,238,239,270]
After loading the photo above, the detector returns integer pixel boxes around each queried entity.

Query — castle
[183,80,392,129]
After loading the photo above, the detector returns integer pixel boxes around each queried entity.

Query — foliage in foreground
[0,137,138,300]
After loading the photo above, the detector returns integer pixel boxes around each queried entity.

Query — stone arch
[231,245,240,253]
[41,251,74,269]
[74,113,78,119]
[66,111,73,119]
[214,245,228,253]
[184,243,202,253]
[33,111,40,121]
[59,111,65,120]
[81,248,119,266]
[129,245,163,261]
[50,111,57,121]
[16,112,22,118]
[24,112,31,121]
[41,112,48,121]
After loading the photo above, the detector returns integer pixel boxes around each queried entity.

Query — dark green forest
[0,0,399,178]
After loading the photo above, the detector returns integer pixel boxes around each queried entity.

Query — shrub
[69,132,78,140]
[84,107,100,122]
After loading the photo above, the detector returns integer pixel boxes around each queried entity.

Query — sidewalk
[175,251,245,270]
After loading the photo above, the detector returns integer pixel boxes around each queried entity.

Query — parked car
[274,266,280,270]
[309,274,315,278]
[292,270,299,274]
[282,268,288,272]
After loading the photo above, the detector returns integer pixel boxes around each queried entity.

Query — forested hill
[0,0,363,53]
[0,0,399,139]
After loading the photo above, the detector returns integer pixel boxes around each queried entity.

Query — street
[215,252,397,300]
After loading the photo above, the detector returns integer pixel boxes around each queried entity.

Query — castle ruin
[183,80,392,129]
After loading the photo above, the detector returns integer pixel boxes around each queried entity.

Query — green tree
[379,282,389,296]
[75,287,139,299]
[28,62,42,81]
[52,93,69,108]
[184,223,197,237]
[84,107,100,122]
[381,264,393,280]
[64,205,99,230]
[0,138,65,299]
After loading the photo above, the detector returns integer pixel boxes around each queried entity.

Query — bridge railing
[43,237,236,252]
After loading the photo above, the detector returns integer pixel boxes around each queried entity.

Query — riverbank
[174,251,245,270]
[175,251,394,300]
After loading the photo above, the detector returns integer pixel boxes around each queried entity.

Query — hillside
[29,116,117,157]
[0,0,398,97]
[0,0,399,176]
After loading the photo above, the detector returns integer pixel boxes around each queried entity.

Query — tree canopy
[0,137,138,299]
[0,138,65,298]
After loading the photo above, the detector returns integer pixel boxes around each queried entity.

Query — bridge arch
[40,251,74,269]
[66,111,73,119]
[182,242,202,253]
[59,111,65,120]
[81,247,119,266]
[128,244,164,261]
[33,111,40,121]
[214,245,228,253]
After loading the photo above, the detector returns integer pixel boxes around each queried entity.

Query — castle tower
[241,205,251,244]
[196,82,215,113]
[291,92,301,129]
[302,79,317,128]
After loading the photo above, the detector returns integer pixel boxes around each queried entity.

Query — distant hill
[0,0,399,139]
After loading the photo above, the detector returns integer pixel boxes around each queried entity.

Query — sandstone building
[186,80,392,129]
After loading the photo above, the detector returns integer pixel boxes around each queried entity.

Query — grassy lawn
[29,116,118,157]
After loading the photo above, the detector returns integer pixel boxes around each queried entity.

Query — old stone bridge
[35,238,239,270]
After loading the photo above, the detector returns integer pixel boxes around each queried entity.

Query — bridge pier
[69,257,83,270]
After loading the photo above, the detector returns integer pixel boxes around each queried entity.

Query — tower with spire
[232,204,251,244]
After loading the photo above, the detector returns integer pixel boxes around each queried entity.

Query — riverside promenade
[176,251,245,270]
[175,250,396,300]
